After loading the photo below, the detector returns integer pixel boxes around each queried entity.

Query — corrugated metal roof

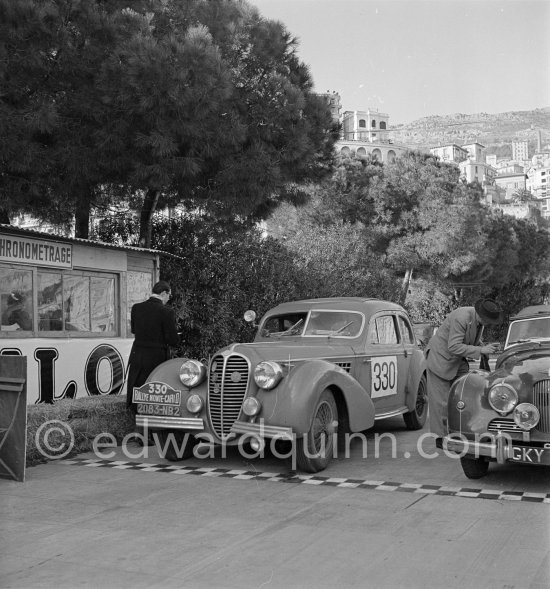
[0,224,183,259]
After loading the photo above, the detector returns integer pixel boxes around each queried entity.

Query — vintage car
[444,305,550,479]
[134,297,427,472]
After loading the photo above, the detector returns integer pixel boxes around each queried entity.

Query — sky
[250,0,550,125]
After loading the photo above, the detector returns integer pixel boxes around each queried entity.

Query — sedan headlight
[513,403,540,430]
[254,361,283,390]
[179,360,206,387]
[488,383,518,414]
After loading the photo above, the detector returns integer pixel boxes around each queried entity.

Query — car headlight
[254,361,283,390]
[179,360,206,387]
[513,403,540,430]
[186,394,203,414]
[242,397,262,416]
[488,383,518,414]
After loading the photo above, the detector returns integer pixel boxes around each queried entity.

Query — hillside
[390,108,550,156]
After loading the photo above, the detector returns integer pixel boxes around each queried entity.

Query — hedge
[26,395,134,467]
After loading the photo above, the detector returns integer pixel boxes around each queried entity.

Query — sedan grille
[488,418,522,433]
[534,379,550,434]
[208,354,250,439]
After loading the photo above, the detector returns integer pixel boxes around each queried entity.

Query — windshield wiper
[280,318,304,336]
[327,321,354,336]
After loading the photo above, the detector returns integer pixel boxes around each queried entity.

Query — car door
[358,312,409,414]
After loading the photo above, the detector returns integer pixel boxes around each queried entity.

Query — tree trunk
[74,187,91,239]
[139,188,160,248]
[399,268,413,305]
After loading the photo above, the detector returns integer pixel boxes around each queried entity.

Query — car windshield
[260,313,308,337]
[506,317,550,347]
[304,310,362,337]
[259,310,363,338]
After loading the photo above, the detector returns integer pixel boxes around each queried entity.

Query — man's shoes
[435,437,443,449]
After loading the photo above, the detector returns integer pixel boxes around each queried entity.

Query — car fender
[447,369,493,434]
[257,359,375,435]
[139,359,210,432]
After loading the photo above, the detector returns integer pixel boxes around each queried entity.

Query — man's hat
[474,298,504,325]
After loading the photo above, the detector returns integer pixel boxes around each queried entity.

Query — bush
[26,396,133,466]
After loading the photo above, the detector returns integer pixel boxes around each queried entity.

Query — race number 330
[371,356,397,398]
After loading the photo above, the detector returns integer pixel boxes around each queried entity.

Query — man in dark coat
[126,280,179,414]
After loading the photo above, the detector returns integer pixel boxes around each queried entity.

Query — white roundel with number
[370,356,398,398]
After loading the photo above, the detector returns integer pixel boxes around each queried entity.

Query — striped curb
[62,458,550,504]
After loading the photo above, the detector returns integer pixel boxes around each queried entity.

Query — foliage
[0,0,337,241]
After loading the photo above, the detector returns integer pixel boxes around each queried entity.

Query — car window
[398,316,415,344]
[260,313,308,337]
[367,315,398,344]
[304,311,362,337]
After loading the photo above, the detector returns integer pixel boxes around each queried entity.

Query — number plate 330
[371,356,398,398]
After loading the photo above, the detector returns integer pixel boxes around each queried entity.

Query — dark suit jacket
[426,306,483,380]
[126,297,179,405]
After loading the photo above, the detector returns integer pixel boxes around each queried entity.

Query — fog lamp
[513,403,540,430]
[242,397,261,417]
[488,383,518,414]
[179,360,206,387]
[254,361,283,390]
[186,394,203,414]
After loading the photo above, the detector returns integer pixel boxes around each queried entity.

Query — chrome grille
[534,379,550,434]
[208,354,249,439]
[488,418,522,433]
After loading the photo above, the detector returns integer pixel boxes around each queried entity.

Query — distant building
[429,144,468,163]
[527,166,550,200]
[494,172,528,200]
[512,140,529,162]
[462,142,485,162]
[317,91,342,125]
[485,154,497,167]
[336,106,408,163]
[459,160,497,186]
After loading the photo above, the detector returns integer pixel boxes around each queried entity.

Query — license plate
[133,381,183,417]
[137,403,181,417]
[508,446,550,465]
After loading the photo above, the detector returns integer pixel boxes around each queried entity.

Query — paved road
[1,419,549,589]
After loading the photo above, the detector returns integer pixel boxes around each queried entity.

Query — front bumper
[230,420,294,440]
[136,415,205,430]
[444,432,550,465]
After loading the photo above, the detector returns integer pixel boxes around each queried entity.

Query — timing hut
[0,224,171,404]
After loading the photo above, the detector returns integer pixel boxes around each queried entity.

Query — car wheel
[155,430,198,461]
[460,455,489,479]
[403,373,428,430]
[296,389,338,473]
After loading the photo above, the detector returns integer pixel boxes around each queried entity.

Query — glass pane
[64,275,90,331]
[38,272,63,331]
[0,269,33,331]
[127,271,153,332]
[375,316,398,344]
[398,316,414,344]
[91,277,115,332]
[304,311,362,336]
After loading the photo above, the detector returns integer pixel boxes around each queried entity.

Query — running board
[374,407,408,420]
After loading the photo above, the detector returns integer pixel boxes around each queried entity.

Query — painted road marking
[62,458,550,504]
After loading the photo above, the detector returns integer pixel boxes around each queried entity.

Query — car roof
[511,305,550,320]
[264,297,406,316]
